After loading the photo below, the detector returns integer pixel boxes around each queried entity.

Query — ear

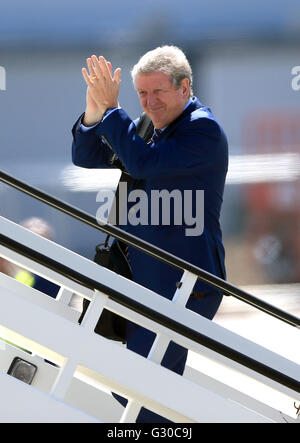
[181,78,190,98]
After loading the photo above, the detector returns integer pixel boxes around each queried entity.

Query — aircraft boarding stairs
[0,171,299,423]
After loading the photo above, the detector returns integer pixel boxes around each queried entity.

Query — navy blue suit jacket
[72,97,228,316]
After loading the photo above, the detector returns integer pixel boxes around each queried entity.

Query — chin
[152,119,167,129]
[149,113,166,129]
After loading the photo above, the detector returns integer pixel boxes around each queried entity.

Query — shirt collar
[184,97,193,111]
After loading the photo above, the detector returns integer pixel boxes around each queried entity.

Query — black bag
[78,113,153,343]
[78,238,133,343]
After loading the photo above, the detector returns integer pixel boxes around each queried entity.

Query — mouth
[149,106,165,113]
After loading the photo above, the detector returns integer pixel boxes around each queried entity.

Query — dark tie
[148,128,163,144]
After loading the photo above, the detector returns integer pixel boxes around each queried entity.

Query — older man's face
[135,71,190,129]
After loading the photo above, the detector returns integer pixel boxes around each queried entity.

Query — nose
[147,92,157,108]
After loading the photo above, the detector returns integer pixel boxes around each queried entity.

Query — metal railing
[1,169,299,329]
[0,228,299,395]
[0,220,286,423]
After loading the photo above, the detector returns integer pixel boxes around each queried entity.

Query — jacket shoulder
[177,107,223,139]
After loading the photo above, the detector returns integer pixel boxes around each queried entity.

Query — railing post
[147,334,171,363]
[119,399,143,423]
[80,290,108,332]
[50,358,77,400]
[172,270,198,306]
[56,287,73,305]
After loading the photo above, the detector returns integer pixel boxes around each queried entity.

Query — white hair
[131,45,193,96]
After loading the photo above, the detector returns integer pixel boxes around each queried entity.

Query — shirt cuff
[80,108,120,132]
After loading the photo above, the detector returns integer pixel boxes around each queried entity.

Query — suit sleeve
[95,108,226,179]
[71,113,116,168]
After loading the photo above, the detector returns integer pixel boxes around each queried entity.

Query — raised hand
[82,55,121,126]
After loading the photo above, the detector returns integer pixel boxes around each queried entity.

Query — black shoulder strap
[135,112,154,142]
[106,112,153,231]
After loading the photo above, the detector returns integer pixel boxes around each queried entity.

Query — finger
[99,56,112,75]
[113,67,122,85]
[86,57,96,78]
[91,54,103,78]
[82,68,94,87]
[106,61,113,77]
[98,56,112,79]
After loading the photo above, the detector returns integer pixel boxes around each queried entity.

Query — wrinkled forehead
[135,71,174,90]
